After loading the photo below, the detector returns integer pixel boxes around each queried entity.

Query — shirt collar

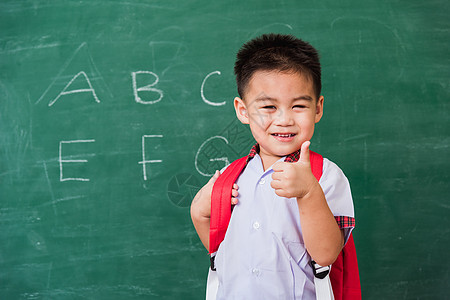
[246,143,301,163]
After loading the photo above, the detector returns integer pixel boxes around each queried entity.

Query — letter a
[48,71,100,107]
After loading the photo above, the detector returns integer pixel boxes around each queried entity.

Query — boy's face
[234,70,324,168]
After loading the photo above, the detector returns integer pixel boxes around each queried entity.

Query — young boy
[191,34,355,299]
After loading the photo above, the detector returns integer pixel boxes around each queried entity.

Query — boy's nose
[273,109,294,126]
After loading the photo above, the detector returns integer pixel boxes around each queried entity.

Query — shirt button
[252,268,261,276]
[253,221,260,229]
[259,178,266,185]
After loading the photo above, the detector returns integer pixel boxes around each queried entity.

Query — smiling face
[234,70,324,170]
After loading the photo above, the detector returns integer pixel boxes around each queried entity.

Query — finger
[271,171,283,181]
[270,179,282,190]
[272,162,286,172]
[274,188,288,198]
[233,183,239,190]
[231,188,239,198]
[299,141,311,164]
[231,197,239,205]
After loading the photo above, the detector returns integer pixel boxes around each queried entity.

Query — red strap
[209,156,248,254]
[330,234,361,300]
[310,151,323,181]
[311,152,361,299]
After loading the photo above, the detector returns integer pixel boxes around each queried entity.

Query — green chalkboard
[1,1,448,299]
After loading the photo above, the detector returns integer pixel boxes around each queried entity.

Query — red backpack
[209,151,361,300]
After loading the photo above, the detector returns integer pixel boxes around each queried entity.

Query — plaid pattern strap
[284,148,301,163]
[335,216,355,229]
[246,143,259,162]
[247,143,301,163]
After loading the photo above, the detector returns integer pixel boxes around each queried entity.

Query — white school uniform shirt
[214,153,355,300]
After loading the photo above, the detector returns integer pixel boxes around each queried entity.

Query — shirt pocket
[270,196,304,244]
[286,240,307,265]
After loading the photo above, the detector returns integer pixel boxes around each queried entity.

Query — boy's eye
[293,105,307,109]
[262,105,276,110]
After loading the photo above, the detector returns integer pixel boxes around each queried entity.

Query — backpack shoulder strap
[310,150,323,182]
[209,156,247,254]
[330,234,361,300]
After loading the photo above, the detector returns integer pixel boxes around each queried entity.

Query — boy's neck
[248,143,301,171]
[257,151,285,171]
[247,145,281,171]
[260,155,282,171]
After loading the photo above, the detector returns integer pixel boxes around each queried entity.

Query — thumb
[208,170,220,185]
[299,141,311,164]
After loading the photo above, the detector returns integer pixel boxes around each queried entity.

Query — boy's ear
[315,95,324,123]
[234,97,250,124]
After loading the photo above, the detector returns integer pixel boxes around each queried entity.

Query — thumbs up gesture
[271,141,318,199]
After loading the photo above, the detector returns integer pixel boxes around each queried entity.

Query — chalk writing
[59,139,95,182]
[201,70,226,106]
[194,136,229,177]
[55,134,232,182]
[49,71,100,107]
[138,135,163,180]
[35,42,87,105]
[39,44,248,183]
[132,71,164,104]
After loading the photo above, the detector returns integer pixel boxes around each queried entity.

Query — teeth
[274,134,294,137]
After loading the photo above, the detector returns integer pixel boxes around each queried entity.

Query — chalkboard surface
[1,1,448,299]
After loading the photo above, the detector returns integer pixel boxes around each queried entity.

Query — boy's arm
[190,171,240,251]
[190,171,219,251]
[271,141,344,267]
[296,179,344,266]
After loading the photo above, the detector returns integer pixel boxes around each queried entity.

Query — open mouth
[272,133,296,138]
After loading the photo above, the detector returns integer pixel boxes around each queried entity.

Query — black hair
[234,33,321,99]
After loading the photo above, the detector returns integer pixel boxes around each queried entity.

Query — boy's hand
[192,170,220,219]
[231,183,239,205]
[191,171,240,219]
[271,141,318,199]
[190,170,239,251]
